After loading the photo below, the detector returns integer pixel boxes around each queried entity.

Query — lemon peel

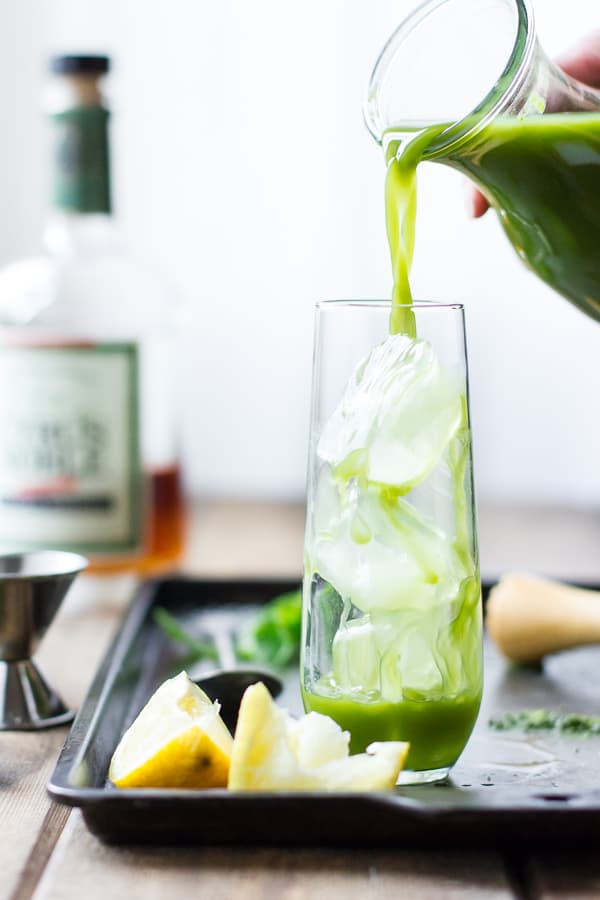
[109,671,233,789]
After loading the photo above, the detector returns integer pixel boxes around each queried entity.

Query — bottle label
[0,342,143,554]
[52,106,111,214]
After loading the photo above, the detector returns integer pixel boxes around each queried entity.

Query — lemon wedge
[228,682,409,791]
[109,671,233,789]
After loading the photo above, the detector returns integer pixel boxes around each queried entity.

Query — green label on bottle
[52,106,111,214]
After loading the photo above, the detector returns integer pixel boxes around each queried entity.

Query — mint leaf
[153,607,219,661]
[236,588,302,669]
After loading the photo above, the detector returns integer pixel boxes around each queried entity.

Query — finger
[467,34,600,221]
[464,182,489,218]
[556,31,600,87]
[471,189,490,219]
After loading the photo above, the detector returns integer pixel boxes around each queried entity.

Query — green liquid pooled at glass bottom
[304,691,482,771]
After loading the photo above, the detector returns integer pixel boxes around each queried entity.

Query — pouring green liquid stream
[384,124,446,336]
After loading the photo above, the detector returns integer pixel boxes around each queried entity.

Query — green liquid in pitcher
[454,112,600,318]
[385,112,600,319]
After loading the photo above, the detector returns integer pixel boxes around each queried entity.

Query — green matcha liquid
[452,112,600,319]
[384,124,446,334]
[304,691,481,770]
[385,112,600,321]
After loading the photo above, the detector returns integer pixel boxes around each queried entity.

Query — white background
[0,0,598,504]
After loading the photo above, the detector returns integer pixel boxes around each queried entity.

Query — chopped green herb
[152,607,219,662]
[489,708,600,736]
[236,588,302,669]
[488,709,558,731]
[560,713,600,736]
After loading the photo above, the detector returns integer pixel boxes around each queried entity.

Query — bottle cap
[50,55,110,76]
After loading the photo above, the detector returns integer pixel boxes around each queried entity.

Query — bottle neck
[49,74,112,216]
[43,212,117,256]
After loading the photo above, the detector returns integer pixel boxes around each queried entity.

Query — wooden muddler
[486,574,600,663]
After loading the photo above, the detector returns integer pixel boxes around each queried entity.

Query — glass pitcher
[364,0,600,321]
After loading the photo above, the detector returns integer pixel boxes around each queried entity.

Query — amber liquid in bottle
[87,465,186,575]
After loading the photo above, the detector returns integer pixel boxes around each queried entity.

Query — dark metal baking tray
[48,577,600,845]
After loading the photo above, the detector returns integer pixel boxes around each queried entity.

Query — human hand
[469,31,600,218]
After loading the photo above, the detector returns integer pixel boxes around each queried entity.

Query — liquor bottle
[0,55,185,574]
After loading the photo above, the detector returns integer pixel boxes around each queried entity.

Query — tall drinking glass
[301,301,482,785]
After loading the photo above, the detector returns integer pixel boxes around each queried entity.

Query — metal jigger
[0,550,87,730]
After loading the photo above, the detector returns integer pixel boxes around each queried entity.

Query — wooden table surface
[4,499,600,900]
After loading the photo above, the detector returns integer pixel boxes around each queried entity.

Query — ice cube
[318,334,463,491]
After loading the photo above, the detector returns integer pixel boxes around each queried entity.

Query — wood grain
[0,729,67,900]
[35,818,515,900]
[10,803,70,900]
[1,570,130,900]
[527,851,600,899]
[182,499,305,578]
